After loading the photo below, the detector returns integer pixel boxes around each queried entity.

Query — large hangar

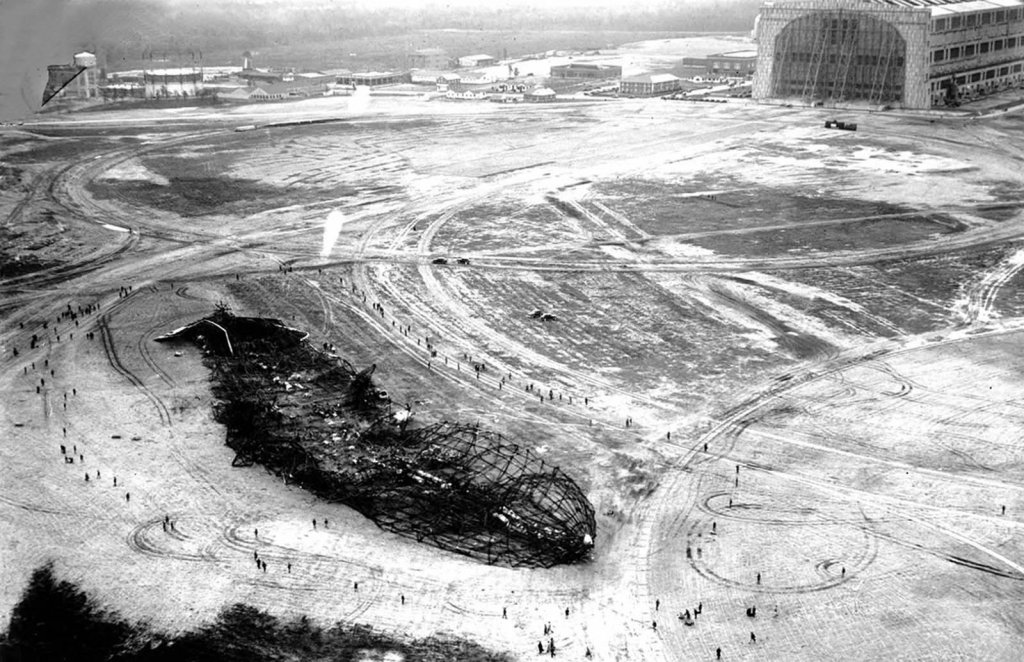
[752,0,1024,108]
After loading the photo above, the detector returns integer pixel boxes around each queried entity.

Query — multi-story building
[752,0,1024,109]
[409,48,452,70]
[928,0,1024,104]
[681,50,759,78]
[619,73,683,96]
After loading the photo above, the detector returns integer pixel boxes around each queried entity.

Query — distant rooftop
[622,73,680,84]
[715,50,758,58]
[869,0,1022,13]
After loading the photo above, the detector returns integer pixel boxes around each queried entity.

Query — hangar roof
[930,0,1020,15]
[873,0,1023,14]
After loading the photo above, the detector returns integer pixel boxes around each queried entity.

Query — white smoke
[321,209,345,258]
[348,85,371,114]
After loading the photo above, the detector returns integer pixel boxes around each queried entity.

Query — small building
[336,71,410,87]
[681,50,757,78]
[221,82,297,102]
[436,73,462,92]
[458,54,497,68]
[550,62,623,79]
[409,48,452,70]
[524,87,557,102]
[619,73,682,97]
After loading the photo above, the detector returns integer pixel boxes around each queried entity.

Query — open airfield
[3,93,1024,660]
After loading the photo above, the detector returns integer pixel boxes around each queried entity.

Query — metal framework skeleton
[157,311,596,568]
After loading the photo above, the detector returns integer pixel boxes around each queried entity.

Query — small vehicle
[456,257,470,265]
[432,257,448,264]
[824,119,857,131]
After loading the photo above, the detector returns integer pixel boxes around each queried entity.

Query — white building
[458,54,497,68]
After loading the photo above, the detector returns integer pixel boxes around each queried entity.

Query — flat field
[3,92,1024,660]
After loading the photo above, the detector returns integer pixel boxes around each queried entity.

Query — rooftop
[622,73,680,84]
[928,0,1023,15]
[714,50,759,58]
[868,0,1023,13]
[144,68,203,76]
[552,62,620,70]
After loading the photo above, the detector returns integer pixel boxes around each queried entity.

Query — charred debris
[157,307,596,568]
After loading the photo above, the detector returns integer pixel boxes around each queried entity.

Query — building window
[967,14,977,27]
[955,75,966,84]
[980,42,990,54]
[986,69,996,79]
[996,11,1005,23]
[1013,64,1023,73]
[965,44,975,56]
[935,18,947,31]
[950,46,960,58]
[982,12,992,25]
[1000,66,1009,76]
[995,39,1004,51]
[933,49,946,62]
[971,72,982,82]
[951,16,962,29]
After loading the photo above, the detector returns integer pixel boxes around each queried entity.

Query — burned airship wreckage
[157,308,596,568]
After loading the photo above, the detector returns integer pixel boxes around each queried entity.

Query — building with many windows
[681,51,759,78]
[928,0,1024,103]
[619,73,683,96]
[752,0,1024,109]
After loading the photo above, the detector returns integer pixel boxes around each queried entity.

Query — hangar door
[771,11,906,105]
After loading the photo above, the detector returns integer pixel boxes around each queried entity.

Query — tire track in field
[96,313,171,427]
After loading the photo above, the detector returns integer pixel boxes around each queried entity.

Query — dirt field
[4,91,1024,660]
